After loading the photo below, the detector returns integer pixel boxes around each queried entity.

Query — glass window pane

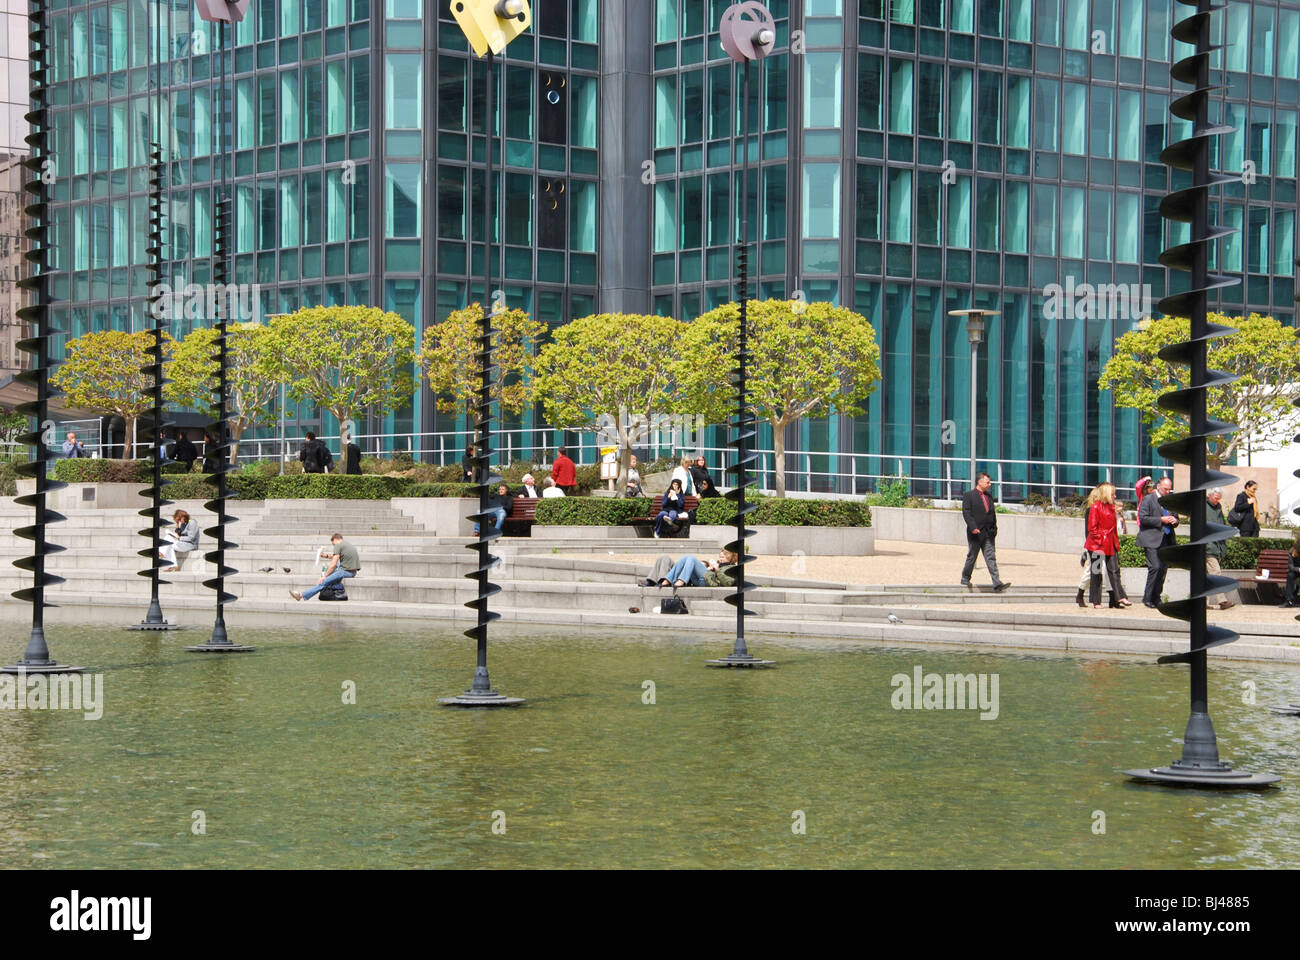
[977,70,1001,143]
[1090,86,1112,158]
[1087,189,1111,259]
[947,175,971,247]
[806,52,844,128]
[859,54,883,130]
[975,178,999,249]
[385,54,422,129]
[1279,10,1299,79]
[804,163,842,238]
[1005,181,1026,253]
[1116,89,1140,161]
[1275,109,1297,178]
[1062,83,1086,154]
[1033,183,1057,255]
[385,163,421,237]
[1061,186,1085,258]
[1253,4,1275,76]
[1005,74,1028,147]
[655,76,677,148]
[949,67,972,141]
[1118,0,1143,56]
[1033,78,1059,151]
[570,181,596,252]
[1115,192,1139,262]
[917,61,944,137]
[1273,209,1294,275]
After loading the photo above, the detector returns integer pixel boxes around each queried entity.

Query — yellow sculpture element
[449,0,532,58]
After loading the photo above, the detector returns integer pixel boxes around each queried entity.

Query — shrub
[875,475,910,507]
[0,460,16,496]
[266,474,410,499]
[406,482,477,498]
[536,494,871,527]
[51,458,149,483]
[535,497,652,525]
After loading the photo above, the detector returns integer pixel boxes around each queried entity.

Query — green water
[2,613,1299,869]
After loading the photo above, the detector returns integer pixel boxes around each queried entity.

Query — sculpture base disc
[438,691,525,707]
[184,644,256,653]
[1,663,85,675]
[1268,703,1300,716]
[1123,766,1281,788]
[127,621,187,632]
[706,655,776,668]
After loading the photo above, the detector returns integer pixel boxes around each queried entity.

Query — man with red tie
[960,472,1010,592]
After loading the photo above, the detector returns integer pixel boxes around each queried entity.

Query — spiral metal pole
[708,56,770,668]
[129,141,182,631]
[4,1,82,675]
[1123,0,1275,786]
[186,20,251,653]
[440,49,521,706]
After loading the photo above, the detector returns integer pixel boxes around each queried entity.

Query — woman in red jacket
[1084,482,1131,609]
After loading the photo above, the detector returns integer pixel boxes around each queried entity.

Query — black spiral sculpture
[439,49,521,705]
[708,8,774,667]
[129,142,181,631]
[186,21,251,653]
[1124,0,1275,786]
[4,0,82,676]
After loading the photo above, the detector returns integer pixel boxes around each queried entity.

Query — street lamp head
[450,0,532,58]
[719,2,777,62]
[193,0,250,23]
[948,308,996,345]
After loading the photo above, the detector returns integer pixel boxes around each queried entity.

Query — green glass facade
[39,0,1300,493]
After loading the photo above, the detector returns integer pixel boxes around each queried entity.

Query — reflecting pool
[2,614,1298,868]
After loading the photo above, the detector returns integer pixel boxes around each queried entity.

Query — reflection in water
[0,617,1297,868]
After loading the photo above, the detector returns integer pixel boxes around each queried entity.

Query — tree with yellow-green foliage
[420,304,546,420]
[531,312,694,489]
[1099,312,1300,466]
[680,299,883,497]
[50,329,161,459]
[164,322,285,462]
[265,306,416,455]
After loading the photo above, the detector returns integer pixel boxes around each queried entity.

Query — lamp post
[439,0,531,707]
[949,308,996,488]
[1123,0,1276,787]
[706,2,776,669]
[186,0,254,653]
[5,0,83,675]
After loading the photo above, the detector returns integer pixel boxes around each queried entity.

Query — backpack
[316,443,333,471]
[318,581,348,601]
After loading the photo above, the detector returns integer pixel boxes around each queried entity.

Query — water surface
[2,614,1298,868]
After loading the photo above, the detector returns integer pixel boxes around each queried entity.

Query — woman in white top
[670,455,695,497]
[541,476,565,498]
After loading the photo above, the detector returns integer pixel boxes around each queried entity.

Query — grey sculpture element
[719,1,776,62]
[194,0,250,22]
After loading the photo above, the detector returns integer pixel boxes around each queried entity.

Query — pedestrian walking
[299,431,332,474]
[1204,487,1236,609]
[290,533,360,601]
[1138,475,1179,608]
[172,430,198,472]
[345,437,361,475]
[1083,482,1130,609]
[1228,480,1261,537]
[960,472,1009,591]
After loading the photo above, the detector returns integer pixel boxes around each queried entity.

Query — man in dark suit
[961,472,1010,592]
[1137,474,1179,608]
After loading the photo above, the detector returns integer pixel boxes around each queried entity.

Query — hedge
[406,482,477,498]
[1117,535,1297,569]
[52,458,150,483]
[535,495,872,527]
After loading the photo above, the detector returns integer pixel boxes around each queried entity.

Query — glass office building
[37,0,1300,493]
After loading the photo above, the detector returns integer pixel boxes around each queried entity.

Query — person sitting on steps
[291,533,360,601]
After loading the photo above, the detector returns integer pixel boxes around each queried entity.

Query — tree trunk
[229,423,245,464]
[772,419,787,498]
[333,409,350,474]
[124,416,136,460]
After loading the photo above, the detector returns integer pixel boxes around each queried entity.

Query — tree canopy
[50,329,159,458]
[420,303,546,419]
[682,299,883,496]
[1098,312,1300,465]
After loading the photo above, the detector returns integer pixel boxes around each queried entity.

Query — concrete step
[11,593,1298,664]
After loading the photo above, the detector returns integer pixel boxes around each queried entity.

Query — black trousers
[1088,551,1125,605]
[1142,546,1167,605]
[961,534,1001,585]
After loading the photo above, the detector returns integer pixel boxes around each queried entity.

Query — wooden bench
[1238,549,1293,604]
[502,497,540,536]
[631,495,700,538]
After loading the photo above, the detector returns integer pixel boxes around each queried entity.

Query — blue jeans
[302,567,356,600]
[654,510,681,536]
[665,555,707,586]
[474,507,507,534]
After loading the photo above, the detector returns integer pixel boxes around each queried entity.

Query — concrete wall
[391,497,475,536]
[531,523,874,556]
[871,505,1293,554]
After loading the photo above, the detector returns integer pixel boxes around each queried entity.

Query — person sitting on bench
[654,478,688,539]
